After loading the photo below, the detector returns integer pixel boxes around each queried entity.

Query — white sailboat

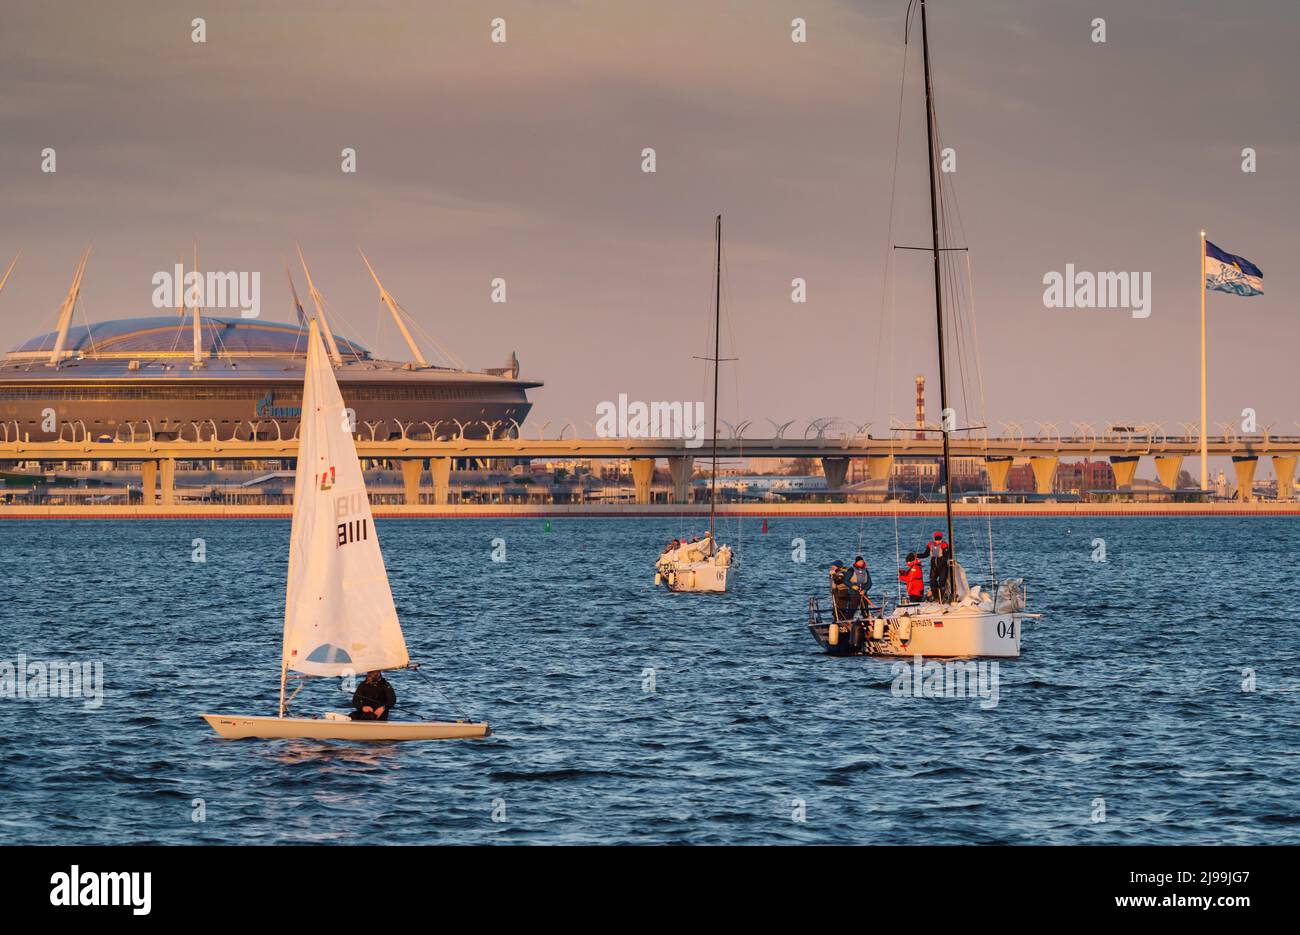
[808,0,1039,658]
[202,318,489,741]
[655,214,733,594]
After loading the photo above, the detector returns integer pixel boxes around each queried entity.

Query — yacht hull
[808,601,1025,658]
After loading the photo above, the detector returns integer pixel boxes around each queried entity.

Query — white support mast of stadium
[357,247,429,368]
[192,242,203,365]
[46,246,91,367]
[176,255,185,317]
[284,259,308,326]
[295,244,343,366]
[0,250,20,298]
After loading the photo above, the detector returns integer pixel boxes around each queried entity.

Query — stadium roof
[8,317,370,359]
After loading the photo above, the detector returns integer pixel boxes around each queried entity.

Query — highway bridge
[3,424,1298,505]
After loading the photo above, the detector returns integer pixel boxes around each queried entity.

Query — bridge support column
[1154,455,1183,491]
[821,457,849,489]
[159,458,176,506]
[1029,456,1058,495]
[631,458,656,504]
[1109,455,1141,492]
[667,456,693,504]
[984,456,1013,493]
[1232,456,1258,502]
[400,459,424,505]
[429,457,451,505]
[865,455,894,481]
[141,460,158,505]
[1272,455,1297,501]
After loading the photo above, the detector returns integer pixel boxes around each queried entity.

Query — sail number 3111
[334,491,368,548]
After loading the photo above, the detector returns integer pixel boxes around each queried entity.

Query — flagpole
[1200,229,1208,493]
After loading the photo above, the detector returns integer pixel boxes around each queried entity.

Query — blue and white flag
[1205,240,1263,296]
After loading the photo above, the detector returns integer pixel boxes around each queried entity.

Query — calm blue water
[1,516,1296,845]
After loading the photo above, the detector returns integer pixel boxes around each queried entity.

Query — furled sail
[282,319,409,676]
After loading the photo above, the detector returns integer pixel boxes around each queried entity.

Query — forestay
[281,319,409,677]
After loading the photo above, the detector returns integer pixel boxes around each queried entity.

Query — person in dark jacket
[350,670,396,721]
[847,556,873,616]
[919,532,951,600]
[828,560,853,621]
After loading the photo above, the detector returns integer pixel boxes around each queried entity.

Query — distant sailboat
[202,318,489,741]
[655,214,733,593]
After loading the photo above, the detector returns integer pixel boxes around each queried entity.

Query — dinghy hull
[202,714,490,741]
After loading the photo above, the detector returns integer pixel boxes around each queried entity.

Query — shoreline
[1,502,1296,519]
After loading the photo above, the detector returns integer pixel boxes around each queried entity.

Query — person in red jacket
[898,552,925,603]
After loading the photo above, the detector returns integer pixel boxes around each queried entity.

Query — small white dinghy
[202,318,488,742]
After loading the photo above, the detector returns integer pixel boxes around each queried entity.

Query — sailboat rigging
[654,214,733,593]
[807,0,1040,657]
[919,0,957,596]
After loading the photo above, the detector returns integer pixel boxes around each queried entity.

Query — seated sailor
[350,669,396,721]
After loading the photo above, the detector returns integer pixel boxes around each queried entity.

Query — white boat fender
[872,618,885,640]
[897,617,912,643]
[655,572,663,586]
[828,621,839,646]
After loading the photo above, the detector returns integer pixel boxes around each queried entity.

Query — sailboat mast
[920,0,955,593]
[709,214,722,540]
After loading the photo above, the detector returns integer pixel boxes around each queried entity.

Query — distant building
[1055,459,1116,493]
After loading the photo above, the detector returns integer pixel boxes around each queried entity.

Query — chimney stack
[915,375,926,439]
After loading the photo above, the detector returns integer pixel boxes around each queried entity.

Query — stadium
[0,315,539,444]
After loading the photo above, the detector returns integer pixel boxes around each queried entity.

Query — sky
[1,0,1296,470]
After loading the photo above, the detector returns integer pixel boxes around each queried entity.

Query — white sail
[281,319,409,676]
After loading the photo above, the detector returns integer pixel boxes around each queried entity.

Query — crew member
[847,556,873,616]
[828,560,852,621]
[350,670,396,721]
[920,532,951,601]
[899,552,925,603]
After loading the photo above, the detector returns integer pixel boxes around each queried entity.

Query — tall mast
[920,0,955,596]
[357,248,430,367]
[709,214,722,539]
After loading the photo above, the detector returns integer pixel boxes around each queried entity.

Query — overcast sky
[1,0,1296,465]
